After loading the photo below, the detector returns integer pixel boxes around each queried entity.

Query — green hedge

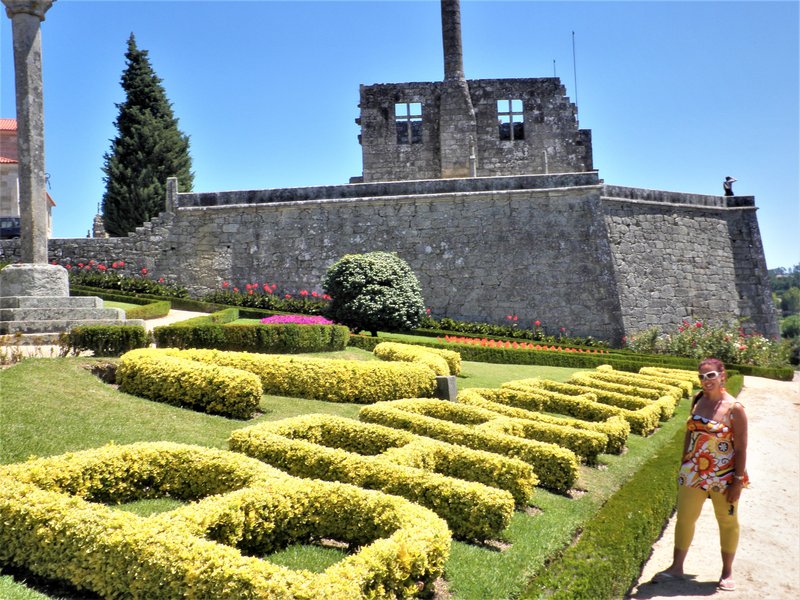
[229,416,516,541]
[460,389,631,455]
[117,349,263,419]
[154,319,350,354]
[359,399,579,492]
[158,348,436,404]
[0,443,450,599]
[59,324,151,357]
[520,421,685,599]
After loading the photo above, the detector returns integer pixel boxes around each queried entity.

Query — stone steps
[0,306,125,322]
[0,317,144,335]
[0,295,103,309]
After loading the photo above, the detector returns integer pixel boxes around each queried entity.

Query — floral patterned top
[678,401,749,492]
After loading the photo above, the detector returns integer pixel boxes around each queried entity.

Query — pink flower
[118,261,125,267]
[534,320,541,327]
[140,268,148,275]
[300,290,309,297]
[51,260,57,265]
[248,289,254,295]
[285,294,292,299]
[158,277,164,283]
[65,264,72,270]
[513,315,518,321]
[98,264,107,271]
[323,294,331,300]
[260,314,334,325]
[506,315,513,320]
[560,326,566,333]
[77,263,84,268]
[311,291,319,297]
[694,321,702,328]
[233,287,239,293]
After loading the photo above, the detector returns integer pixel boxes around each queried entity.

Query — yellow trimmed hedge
[459,388,631,455]
[0,443,451,599]
[229,415,517,540]
[373,341,453,376]
[499,380,662,436]
[359,399,579,492]
[638,366,699,394]
[579,368,687,401]
[155,347,436,404]
[117,348,263,418]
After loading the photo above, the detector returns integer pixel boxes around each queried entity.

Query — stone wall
[357,78,592,182]
[600,185,778,338]
[0,175,779,342]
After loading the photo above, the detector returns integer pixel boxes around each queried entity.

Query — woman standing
[653,358,749,592]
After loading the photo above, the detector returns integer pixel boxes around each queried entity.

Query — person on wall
[652,357,749,592]
[723,176,737,196]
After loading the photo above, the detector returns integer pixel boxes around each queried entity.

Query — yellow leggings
[675,485,740,554]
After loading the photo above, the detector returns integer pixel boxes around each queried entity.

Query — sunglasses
[699,371,722,381]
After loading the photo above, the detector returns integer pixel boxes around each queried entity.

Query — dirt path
[629,373,800,599]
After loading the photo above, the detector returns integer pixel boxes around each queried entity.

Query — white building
[0,118,55,238]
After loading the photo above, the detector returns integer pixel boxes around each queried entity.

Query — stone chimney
[438,0,477,178]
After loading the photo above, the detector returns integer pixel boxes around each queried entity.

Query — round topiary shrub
[322,251,425,336]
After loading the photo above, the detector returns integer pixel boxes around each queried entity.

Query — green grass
[0,356,685,599]
[102,300,140,311]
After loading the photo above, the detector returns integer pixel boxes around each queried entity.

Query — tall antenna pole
[553,59,556,77]
[572,30,579,124]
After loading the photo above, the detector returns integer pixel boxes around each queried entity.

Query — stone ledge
[0,318,145,335]
[0,295,103,309]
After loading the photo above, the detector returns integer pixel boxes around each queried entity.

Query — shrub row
[117,348,263,419]
[497,382,661,436]
[520,421,685,598]
[0,443,450,599]
[373,341,462,376]
[383,396,607,464]
[230,414,536,507]
[584,366,692,399]
[229,416,516,541]
[459,389,631,455]
[359,399,579,492]
[158,348,436,404]
[69,287,172,320]
[373,341,450,376]
[59,324,151,357]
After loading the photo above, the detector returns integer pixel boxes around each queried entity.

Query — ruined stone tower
[355,0,593,182]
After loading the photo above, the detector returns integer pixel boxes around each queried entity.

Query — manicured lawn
[0,356,686,599]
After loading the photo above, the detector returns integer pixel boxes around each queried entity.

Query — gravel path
[629,373,800,599]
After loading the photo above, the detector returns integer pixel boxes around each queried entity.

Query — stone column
[1,0,67,298]
[439,0,477,178]
[3,0,54,264]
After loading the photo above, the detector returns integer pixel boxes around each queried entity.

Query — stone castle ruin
[0,0,778,343]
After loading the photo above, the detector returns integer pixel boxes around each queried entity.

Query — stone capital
[2,0,55,21]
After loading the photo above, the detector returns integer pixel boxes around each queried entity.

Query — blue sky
[2,0,798,269]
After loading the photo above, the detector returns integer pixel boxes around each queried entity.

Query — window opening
[395,102,423,144]
[498,99,524,141]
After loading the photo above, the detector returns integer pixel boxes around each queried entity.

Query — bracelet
[733,474,745,481]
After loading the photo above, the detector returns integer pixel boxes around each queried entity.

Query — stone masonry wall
[0,176,778,343]
[358,78,592,182]
[601,186,779,338]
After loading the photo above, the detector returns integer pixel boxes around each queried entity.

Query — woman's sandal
[717,577,736,592]
[651,570,684,583]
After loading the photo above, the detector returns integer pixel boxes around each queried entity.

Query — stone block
[434,375,458,401]
[0,263,68,297]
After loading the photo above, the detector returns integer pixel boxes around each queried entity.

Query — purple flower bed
[260,314,335,325]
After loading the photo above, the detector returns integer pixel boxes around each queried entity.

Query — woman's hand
[726,479,743,503]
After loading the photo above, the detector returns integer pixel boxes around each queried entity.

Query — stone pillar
[3,0,54,265]
[439,0,477,178]
[441,0,464,82]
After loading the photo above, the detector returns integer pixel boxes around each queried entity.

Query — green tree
[101,34,193,236]
[781,287,800,315]
[322,252,426,336]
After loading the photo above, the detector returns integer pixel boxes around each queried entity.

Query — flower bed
[440,334,610,353]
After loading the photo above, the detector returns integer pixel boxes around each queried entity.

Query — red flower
[140,268,148,275]
[695,321,702,328]
[77,263,84,268]
[98,264,107,271]
[248,289,254,295]
[311,291,319,297]
[158,277,165,283]
[506,315,512,320]
[51,260,57,265]
[559,326,566,333]
[84,265,91,270]
[118,261,125,267]
[300,290,309,296]
[233,287,239,293]
[222,281,230,288]
[323,294,331,300]
[534,320,541,327]
[426,308,431,315]
[65,264,72,270]
[285,294,292,299]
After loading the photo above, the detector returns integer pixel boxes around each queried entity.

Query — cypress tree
[101,33,193,236]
